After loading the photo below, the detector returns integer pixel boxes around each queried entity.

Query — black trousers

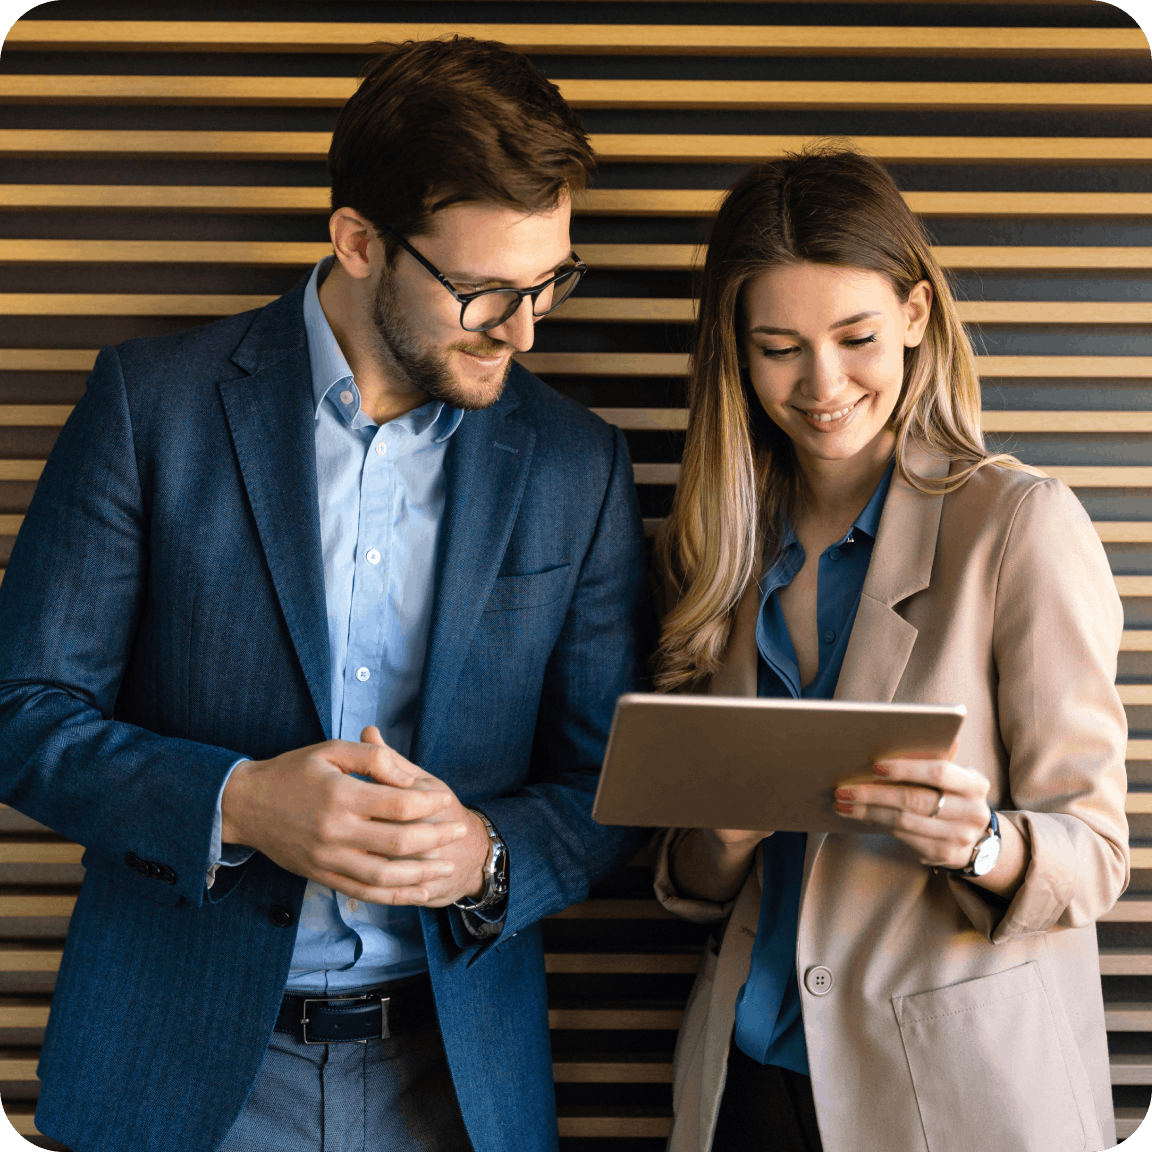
[711,1040,824,1152]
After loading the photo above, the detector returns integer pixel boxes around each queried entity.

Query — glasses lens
[461,290,521,332]
[533,269,582,317]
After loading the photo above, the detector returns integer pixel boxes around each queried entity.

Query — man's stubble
[370,271,512,412]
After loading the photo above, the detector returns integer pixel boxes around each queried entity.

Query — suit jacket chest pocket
[484,564,572,613]
[892,961,1096,1152]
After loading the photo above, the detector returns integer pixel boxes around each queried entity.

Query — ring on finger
[931,789,946,819]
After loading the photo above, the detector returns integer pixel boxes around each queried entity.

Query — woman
[651,148,1128,1152]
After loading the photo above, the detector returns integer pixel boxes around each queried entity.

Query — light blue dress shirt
[733,459,894,1076]
[209,257,464,993]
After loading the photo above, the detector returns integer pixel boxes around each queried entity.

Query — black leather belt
[275,973,437,1045]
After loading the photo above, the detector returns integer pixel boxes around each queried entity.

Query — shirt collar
[301,256,464,444]
[757,456,895,594]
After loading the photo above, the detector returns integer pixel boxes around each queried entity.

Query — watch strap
[944,809,1000,877]
[453,809,508,914]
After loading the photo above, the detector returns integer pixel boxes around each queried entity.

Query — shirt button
[828,547,841,561]
[339,390,354,405]
[356,667,371,682]
[375,443,387,456]
[804,966,834,996]
[366,549,381,565]
[823,629,836,644]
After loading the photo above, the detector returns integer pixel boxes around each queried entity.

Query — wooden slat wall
[0,1,1150,1147]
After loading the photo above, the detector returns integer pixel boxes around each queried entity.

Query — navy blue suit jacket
[0,275,648,1152]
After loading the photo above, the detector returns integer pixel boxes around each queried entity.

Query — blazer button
[134,859,151,876]
[803,966,834,996]
[160,866,178,885]
[147,862,162,879]
[124,852,140,869]
[269,905,294,928]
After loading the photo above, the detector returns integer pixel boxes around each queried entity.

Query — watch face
[970,833,1002,877]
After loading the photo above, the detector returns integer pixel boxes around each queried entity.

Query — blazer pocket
[483,564,572,612]
[893,961,1088,1152]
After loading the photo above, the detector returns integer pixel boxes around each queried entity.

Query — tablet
[592,694,966,833]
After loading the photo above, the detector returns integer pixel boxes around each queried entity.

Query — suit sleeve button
[124,853,140,868]
[160,866,177,885]
[134,860,151,876]
[269,905,293,928]
[147,862,162,879]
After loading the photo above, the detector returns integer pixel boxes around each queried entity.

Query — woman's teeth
[810,402,856,423]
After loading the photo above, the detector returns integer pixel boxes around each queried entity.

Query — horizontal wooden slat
[1130,848,1152,868]
[0,896,74,917]
[0,844,81,864]
[1102,899,1152,922]
[5,293,1152,327]
[525,352,1152,377]
[2,240,1150,273]
[0,461,44,482]
[631,462,1152,488]
[2,76,1149,112]
[1110,1056,1152,1086]
[1126,634,1152,652]
[552,1058,673,1084]
[7,21,1145,57]
[1130,739,1152,759]
[549,1008,684,1030]
[1095,524,1152,542]
[0,1057,39,1080]
[2,1108,37,1136]
[545,953,700,974]
[557,1114,672,1138]
[1101,950,1152,975]
[0,1006,50,1028]
[592,410,1152,434]
[3,130,1150,166]
[0,406,74,426]
[1118,681,1152,702]
[1104,1004,1152,1031]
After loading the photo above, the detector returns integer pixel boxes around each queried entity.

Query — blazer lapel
[411,381,536,768]
[218,282,333,739]
[833,444,949,705]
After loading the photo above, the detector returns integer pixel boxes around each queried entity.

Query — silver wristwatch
[453,809,509,914]
[946,809,1002,878]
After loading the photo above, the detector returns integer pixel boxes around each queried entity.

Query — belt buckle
[298,993,390,1045]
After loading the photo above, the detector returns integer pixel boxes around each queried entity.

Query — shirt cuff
[206,757,256,890]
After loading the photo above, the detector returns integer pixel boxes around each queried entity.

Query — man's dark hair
[329,37,596,248]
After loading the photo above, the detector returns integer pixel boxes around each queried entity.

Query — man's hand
[220,727,491,906]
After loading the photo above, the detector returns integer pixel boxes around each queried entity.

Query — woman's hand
[670,827,773,904]
[833,759,1027,898]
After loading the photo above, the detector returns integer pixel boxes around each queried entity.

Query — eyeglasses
[376,223,586,333]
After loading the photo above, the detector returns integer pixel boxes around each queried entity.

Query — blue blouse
[733,459,895,1076]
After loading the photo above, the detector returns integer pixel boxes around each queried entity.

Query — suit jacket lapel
[218,282,333,739]
[833,444,949,705]
[411,379,536,768]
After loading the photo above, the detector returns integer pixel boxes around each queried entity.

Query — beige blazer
[653,446,1129,1152]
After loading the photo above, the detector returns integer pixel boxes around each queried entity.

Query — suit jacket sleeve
[466,426,651,943]
[0,346,244,908]
[949,476,1130,941]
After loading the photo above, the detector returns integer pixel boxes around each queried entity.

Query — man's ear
[329,208,377,282]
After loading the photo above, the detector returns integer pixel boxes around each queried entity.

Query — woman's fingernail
[872,762,890,776]
[835,788,854,801]
[835,801,854,815]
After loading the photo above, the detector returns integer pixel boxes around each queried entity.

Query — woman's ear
[902,280,933,348]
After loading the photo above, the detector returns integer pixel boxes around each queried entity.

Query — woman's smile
[793,394,867,432]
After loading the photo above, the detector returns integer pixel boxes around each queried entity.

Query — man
[0,38,648,1152]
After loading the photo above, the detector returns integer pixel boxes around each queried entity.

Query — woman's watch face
[970,831,1003,877]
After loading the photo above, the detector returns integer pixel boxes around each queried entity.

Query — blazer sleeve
[468,426,652,943]
[950,476,1130,942]
[0,346,244,908]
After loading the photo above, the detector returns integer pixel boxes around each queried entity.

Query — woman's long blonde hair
[655,145,1026,693]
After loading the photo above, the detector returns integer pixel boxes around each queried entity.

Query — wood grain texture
[2,130,1148,164]
[7,20,1146,56]
[2,76,1149,112]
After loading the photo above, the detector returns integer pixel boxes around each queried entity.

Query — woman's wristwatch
[945,809,1002,878]
[453,809,509,914]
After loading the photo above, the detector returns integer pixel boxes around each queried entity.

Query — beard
[370,274,512,412]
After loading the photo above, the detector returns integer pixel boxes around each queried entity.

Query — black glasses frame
[376,223,586,332]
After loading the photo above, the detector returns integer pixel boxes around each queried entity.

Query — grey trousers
[216,1021,473,1152]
